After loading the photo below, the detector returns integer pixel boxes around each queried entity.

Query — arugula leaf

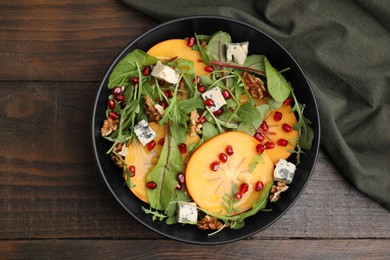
[264,57,290,102]
[249,154,265,174]
[195,33,210,66]
[146,130,183,211]
[108,49,158,88]
[178,98,205,114]
[206,32,231,63]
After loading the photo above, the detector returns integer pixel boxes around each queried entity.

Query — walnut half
[101,118,119,137]
[242,72,268,99]
[197,215,224,230]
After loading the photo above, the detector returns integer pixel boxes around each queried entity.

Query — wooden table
[1,1,389,259]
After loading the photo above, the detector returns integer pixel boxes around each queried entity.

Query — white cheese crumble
[151,61,180,84]
[201,86,227,112]
[226,42,249,65]
[133,119,157,146]
[273,159,296,184]
[177,201,198,224]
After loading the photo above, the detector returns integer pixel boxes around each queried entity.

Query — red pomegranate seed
[129,77,139,84]
[265,142,275,149]
[112,87,122,96]
[115,94,125,102]
[187,36,195,47]
[225,145,234,156]
[260,121,269,131]
[178,143,187,154]
[142,66,151,76]
[199,116,207,124]
[197,85,206,93]
[158,138,165,146]
[177,173,185,185]
[254,181,264,191]
[239,183,249,194]
[158,80,165,86]
[166,90,173,99]
[210,161,220,171]
[222,90,231,99]
[219,153,228,163]
[283,97,292,106]
[254,132,265,142]
[282,123,292,132]
[147,140,156,151]
[146,181,157,189]
[159,100,168,110]
[129,165,136,175]
[204,65,214,72]
[256,144,265,155]
[109,111,119,120]
[274,111,283,121]
[213,108,223,115]
[277,139,289,146]
[203,98,215,107]
[107,99,115,110]
[234,192,242,200]
[175,183,182,190]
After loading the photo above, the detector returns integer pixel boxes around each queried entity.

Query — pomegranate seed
[204,65,214,72]
[146,181,157,189]
[129,77,139,84]
[265,142,275,149]
[260,121,269,131]
[109,111,119,120]
[158,138,165,146]
[129,165,136,175]
[219,153,228,163]
[283,97,292,106]
[142,66,151,76]
[112,87,122,96]
[197,85,206,93]
[158,80,165,86]
[282,123,292,132]
[147,140,156,151]
[225,145,234,156]
[256,144,265,155]
[199,117,207,124]
[159,100,168,110]
[277,139,289,146]
[274,111,283,121]
[203,98,215,107]
[210,161,220,171]
[213,108,223,115]
[222,90,231,99]
[177,173,185,185]
[234,192,242,200]
[239,183,249,194]
[178,143,187,154]
[166,90,173,99]
[254,132,265,142]
[255,181,264,191]
[175,183,182,190]
[115,94,125,103]
[187,36,195,47]
[107,99,115,110]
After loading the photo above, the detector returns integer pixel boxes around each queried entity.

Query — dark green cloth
[120,0,390,210]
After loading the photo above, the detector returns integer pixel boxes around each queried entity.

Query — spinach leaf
[108,49,158,88]
[206,32,231,63]
[202,122,219,140]
[264,57,290,102]
[146,131,183,211]
[236,102,261,122]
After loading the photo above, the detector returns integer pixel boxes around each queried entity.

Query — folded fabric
[120,0,390,210]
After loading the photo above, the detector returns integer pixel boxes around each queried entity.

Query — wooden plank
[0,81,389,240]
[1,239,389,259]
[0,0,156,81]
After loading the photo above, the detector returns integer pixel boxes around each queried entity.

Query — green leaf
[146,131,183,211]
[178,98,205,114]
[169,121,187,145]
[207,32,231,63]
[108,49,158,88]
[236,102,261,122]
[195,33,210,65]
[202,122,219,140]
[264,57,290,102]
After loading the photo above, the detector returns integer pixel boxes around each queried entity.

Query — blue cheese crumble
[177,201,198,224]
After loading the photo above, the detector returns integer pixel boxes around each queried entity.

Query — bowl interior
[92,16,320,244]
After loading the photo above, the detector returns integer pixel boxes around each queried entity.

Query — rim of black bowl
[91,15,321,245]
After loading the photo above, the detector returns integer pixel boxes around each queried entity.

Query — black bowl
[91,16,320,244]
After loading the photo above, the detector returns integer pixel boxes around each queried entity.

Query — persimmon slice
[259,104,299,164]
[185,132,274,216]
[124,122,200,203]
[147,39,208,76]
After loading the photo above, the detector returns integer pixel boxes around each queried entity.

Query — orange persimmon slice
[147,39,207,76]
[185,132,274,216]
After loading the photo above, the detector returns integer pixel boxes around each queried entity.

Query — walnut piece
[101,118,119,137]
[110,142,126,168]
[269,181,289,202]
[144,95,163,122]
[242,72,269,99]
[189,110,202,137]
[197,215,224,230]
